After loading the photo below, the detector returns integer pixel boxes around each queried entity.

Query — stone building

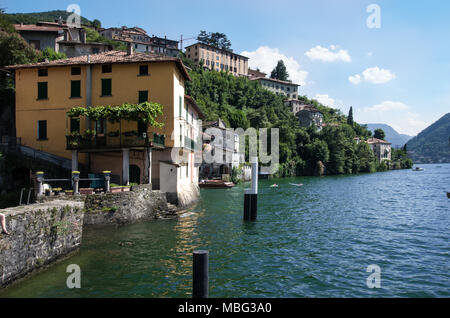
[5,48,204,206]
[185,42,249,77]
[297,105,324,130]
[14,21,112,57]
[367,138,392,161]
[99,27,180,57]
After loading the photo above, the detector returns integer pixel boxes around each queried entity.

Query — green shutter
[138,90,148,103]
[38,120,47,140]
[101,79,112,96]
[38,82,48,100]
[71,80,81,98]
[179,96,182,117]
[70,118,80,133]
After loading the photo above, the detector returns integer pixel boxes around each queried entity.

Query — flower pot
[79,188,94,195]
[111,187,122,193]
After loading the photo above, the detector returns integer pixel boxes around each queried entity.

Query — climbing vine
[67,102,165,127]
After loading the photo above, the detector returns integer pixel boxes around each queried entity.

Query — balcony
[67,132,165,151]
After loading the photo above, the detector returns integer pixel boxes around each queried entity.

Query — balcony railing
[67,132,165,151]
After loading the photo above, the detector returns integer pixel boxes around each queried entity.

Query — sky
[3,0,449,136]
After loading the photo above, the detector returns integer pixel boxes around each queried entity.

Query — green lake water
[1,164,449,298]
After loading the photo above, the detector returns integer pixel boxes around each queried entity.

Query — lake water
[1,164,449,298]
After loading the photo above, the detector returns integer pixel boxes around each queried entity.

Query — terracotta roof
[251,76,300,86]
[186,42,249,59]
[367,138,391,145]
[185,95,205,119]
[4,50,191,81]
[14,24,63,32]
[298,105,322,113]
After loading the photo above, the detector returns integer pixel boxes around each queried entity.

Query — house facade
[185,43,249,77]
[297,106,324,130]
[367,138,392,161]
[14,21,111,57]
[200,119,243,179]
[250,76,299,99]
[6,49,203,207]
[99,27,180,57]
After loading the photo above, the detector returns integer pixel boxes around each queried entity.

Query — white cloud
[305,45,351,63]
[363,101,408,113]
[348,74,362,85]
[240,46,308,85]
[349,67,396,85]
[362,67,396,84]
[314,94,335,107]
[357,101,429,135]
[366,52,373,57]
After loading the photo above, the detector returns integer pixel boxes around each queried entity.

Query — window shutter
[38,82,48,99]
[101,79,112,96]
[138,90,148,103]
[38,120,47,140]
[71,80,81,98]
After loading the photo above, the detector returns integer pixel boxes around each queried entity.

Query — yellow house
[6,49,205,206]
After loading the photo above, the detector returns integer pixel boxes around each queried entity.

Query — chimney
[127,42,134,56]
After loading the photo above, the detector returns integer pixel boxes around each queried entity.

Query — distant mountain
[4,10,93,26]
[366,123,412,148]
[406,113,450,164]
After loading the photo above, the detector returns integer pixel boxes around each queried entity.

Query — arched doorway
[129,164,141,184]
[220,164,229,175]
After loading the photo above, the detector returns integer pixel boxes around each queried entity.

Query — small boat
[199,180,235,189]
[412,167,424,171]
[289,183,304,187]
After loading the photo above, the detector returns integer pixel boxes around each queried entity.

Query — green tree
[270,60,289,81]
[197,31,232,51]
[347,106,354,126]
[92,19,101,29]
[373,128,386,140]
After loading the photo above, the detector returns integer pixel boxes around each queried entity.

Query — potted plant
[110,183,122,193]
[53,187,63,195]
[84,129,96,140]
[79,188,94,195]
[65,190,74,196]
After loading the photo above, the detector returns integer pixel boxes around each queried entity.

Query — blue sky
[3,0,449,135]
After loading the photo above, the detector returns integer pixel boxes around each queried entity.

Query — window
[37,82,48,100]
[37,120,47,140]
[185,105,188,121]
[101,79,112,96]
[179,96,182,117]
[138,121,147,136]
[138,90,148,103]
[102,64,112,73]
[71,80,81,98]
[38,69,48,77]
[70,118,80,133]
[139,65,148,76]
[95,119,106,134]
[71,67,81,75]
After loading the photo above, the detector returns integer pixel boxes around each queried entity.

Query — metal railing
[66,132,165,150]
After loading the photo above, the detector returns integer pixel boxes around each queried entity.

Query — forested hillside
[406,113,450,163]
[3,10,93,26]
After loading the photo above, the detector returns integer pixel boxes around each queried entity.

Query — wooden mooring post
[193,250,209,298]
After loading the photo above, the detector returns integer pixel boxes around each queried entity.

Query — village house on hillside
[367,138,392,161]
[297,105,324,130]
[14,20,112,57]
[185,42,249,77]
[100,26,180,57]
[4,47,203,206]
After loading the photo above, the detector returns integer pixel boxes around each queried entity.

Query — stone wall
[177,183,200,208]
[0,201,84,288]
[83,186,169,225]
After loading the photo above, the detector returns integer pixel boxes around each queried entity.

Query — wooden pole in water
[193,250,209,298]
